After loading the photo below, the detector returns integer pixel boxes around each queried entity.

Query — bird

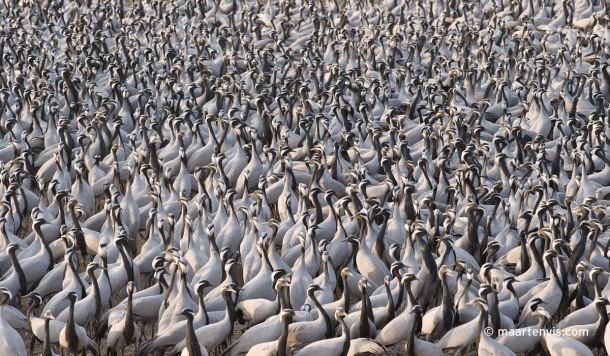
[293,308,352,356]
[58,292,98,356]
[286,284,332,351]
[405,305,444,356]
[244,309,296,356]
[541,333,594,356]
[420,265,456,341]
[136,279,214,356]
[471,298,516,356]
[25,292,65,353]
[177,308,209,356]
[55,262,107,326]
[169,284,239,355]
[496,307,552,354]
[0,288,26,356]
[3,0,610,355]
[41,311,60,356]
[107,281,138,356]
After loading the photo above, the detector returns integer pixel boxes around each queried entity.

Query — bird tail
[235,307,247,325]
[167,344,183,356]
[87,339,100,356]
[220,341,238,356]
[95,311,110,341]
[136,338,162,356]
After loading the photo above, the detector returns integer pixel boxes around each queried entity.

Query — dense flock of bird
[1,0,610,354]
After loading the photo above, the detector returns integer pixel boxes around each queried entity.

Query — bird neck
[467,209,481,262]
[124,291,135,342]
[598,301,609,325]
[278,286,289,310]
[359,288,371,338]
[488,291,500,337]
[528,239,546,278]
[222,291,235,322]
[310,191,323,225]
[346,241,358,268]
[164,265,178,308]
[519,234,530,272]
[507,282,518,300]
[261,245,274,272]
[475,306,487,349]
[440,272,453,311]
[545,257,560,286]
[591,274,602,299]
[385,283,395,322]
[8,249,27,296]
[337,316,350,356]
[42,317,53,356]
[88,269,102,318]
[457,274,473,305]
[277,315,291,356]
[310,289,332,339]
[374,214,388,259]
[185,315,203,356]
[197,291,209,325]
[26,300,39,331]
[586,228,600,261]
[66,299,78,351]
[341,274,351,310]
[117,242,135,283]
[405,312,421,356]
[416,234,439,281]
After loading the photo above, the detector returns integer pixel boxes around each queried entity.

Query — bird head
[335,307,348,320]
[177,308,195,318]
[62,291,78,302]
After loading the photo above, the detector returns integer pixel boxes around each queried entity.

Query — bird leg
[30,335,36,355]
[391,343,400,356]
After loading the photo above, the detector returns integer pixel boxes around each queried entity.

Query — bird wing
[107,310,127,328]
[245,341,277,356]
[220,316,282,356]
[347,338,389,356]
[295,338,343,356]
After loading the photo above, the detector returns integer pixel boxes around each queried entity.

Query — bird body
[0,289,26,356]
